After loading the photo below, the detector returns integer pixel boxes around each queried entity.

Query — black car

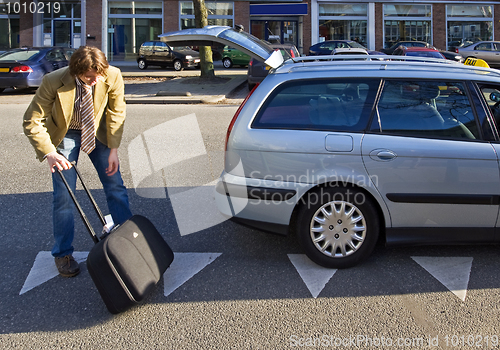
[0,47,74,93]
[137,41,200,71]
[308,40,384,56]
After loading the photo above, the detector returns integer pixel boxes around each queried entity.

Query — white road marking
[164,252,222,297]
[20,251,89,295]
[288,254,337,298]
[411,256,473,301]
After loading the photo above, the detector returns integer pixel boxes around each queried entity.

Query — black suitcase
[58,164,174,314]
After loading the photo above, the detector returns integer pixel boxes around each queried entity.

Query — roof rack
[290,55,457,65]
[279,54,500,77]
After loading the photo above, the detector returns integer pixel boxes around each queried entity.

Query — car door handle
[369,149,397,161]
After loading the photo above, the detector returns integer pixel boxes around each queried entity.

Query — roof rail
[290,55,457,65]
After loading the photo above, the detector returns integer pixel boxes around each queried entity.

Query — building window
[42,1,82,47]
[446,5,493,51]
[383,4,432,49]
[179,1,233,29]
[318,4,368,47]
[108,0,163,61]
[0,1,20,50]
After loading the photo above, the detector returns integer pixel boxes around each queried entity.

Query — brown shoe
[55,255,80,277]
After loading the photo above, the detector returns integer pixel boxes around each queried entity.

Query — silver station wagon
[161,26,500,269]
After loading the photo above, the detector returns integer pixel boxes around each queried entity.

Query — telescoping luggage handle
[57,162,107,244]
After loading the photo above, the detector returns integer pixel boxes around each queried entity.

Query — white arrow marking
[164,252,222,297]
[411,256,473,301]
[20,251,89,295]
[288,254,337,298]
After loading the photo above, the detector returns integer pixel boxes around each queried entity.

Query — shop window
[318,4,368,45]
[180,1,233,30]
[446,5,493,51]
[383,4,431,49]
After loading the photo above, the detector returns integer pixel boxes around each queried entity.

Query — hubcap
[310,201,366,258]
[174,61,182,70]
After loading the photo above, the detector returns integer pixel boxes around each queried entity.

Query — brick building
[1,0,499,61]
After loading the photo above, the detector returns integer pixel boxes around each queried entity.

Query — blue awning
[250,3,308,16]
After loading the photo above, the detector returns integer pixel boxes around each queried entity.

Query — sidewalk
[114,61,249,105]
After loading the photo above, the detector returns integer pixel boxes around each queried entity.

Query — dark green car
[222,46,250,68]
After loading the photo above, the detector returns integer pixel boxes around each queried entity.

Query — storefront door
[53,20,71,47]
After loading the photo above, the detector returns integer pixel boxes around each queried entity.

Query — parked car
[308,40,383,56]
[161,25,500,269]
[0,47,74,93]
[137,41,200,71]
[458,41,500,68]
[247,43,299,90]
[392,46,446,59]
[380,41,434,55]
[222,46,251,68]
[439,50,464,63]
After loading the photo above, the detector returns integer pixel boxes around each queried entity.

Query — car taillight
[11,65,33,73]
[290,49,296,58]
[249,59,253,66]
[224,84,258,155]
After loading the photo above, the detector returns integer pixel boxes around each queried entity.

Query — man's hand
[106,148,119,176]
[46,152,72,173]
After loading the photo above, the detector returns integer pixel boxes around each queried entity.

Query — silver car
[458,41,500,68]
[161,26,500,269]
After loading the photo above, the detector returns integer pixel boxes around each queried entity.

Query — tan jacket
[23,65,126,161]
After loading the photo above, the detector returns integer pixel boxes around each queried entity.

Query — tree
[193,0,215,78]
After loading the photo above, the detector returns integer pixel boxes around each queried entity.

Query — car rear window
[252,78,379,132]
[0,50,41,61]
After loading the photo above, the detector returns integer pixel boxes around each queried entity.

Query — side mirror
[490,91,500,103]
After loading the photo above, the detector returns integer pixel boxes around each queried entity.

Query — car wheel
[0,88,4,93]
[296,187,379,269]
[138,59,147,70]
[222,57,233,69]
[173,60,183,71]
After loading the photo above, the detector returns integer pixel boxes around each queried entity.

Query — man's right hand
[46,152,72,173]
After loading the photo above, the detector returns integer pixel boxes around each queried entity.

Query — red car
[392,46,446,59]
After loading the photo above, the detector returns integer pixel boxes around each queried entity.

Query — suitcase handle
[57,161,107,244]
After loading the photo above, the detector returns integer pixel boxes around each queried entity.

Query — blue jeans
[51,130,132,257]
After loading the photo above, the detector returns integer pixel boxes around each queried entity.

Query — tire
[296,187,380,269]
[173,60,183,71]
[138,59,147,70]
[222,57,233,69]
[248,82,255,91]
[0,88,4,93]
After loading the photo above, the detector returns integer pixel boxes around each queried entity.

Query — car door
[362,79,500,243]
[472,42,494,63]
[158,25,283,68]
[44,49,66,72]
[492,42,500,66]
[153,42,171,66]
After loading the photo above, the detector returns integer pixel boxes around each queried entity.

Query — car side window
[154,42,169,52]
[252,78,379,132]
[477,83,500,136]
[476,43,491,51]
[46,49,65,62]
[141,42,154,53]
[493,43,500,52]
[371,80,479,140]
